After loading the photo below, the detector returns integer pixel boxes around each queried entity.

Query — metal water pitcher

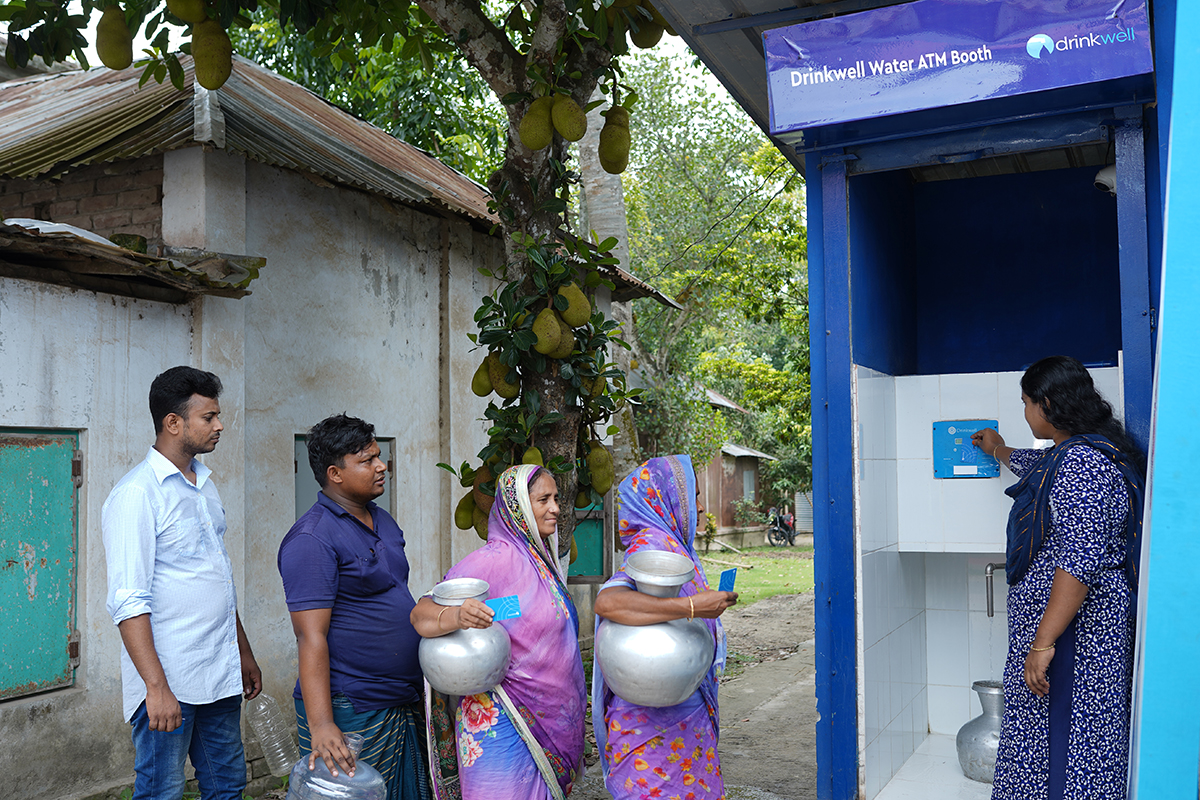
[418,578,512,696]
[956,680,1005,783]
[595,550,715,708]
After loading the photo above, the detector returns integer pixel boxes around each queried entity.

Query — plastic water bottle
[286,732,387,800]
[245,693,301,777]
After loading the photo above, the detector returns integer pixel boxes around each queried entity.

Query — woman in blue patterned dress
[972,356,1145,800]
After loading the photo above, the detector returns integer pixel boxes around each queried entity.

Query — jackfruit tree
[3,0,675,556]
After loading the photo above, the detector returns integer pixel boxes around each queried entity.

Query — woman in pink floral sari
[593,455,738,800]
[412,465,585,800]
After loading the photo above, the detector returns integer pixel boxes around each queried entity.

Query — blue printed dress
[992,447,1135,800]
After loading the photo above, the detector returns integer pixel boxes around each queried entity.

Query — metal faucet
[985,562,1006,617]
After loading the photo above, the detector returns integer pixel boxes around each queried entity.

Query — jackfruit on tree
[473,505,489,540]
[472,465,494,511]
[548,313,576,359]
[519,96,554,151]
[96,5,133,71]
[557,282,591,328]
[532,308,562,355]
[166,0,208,24]
[486,352,520,399]
[454,491,475,530]
[588,441,615,495]
[599,110,632,175]
[522,446,544,467]
[192,18,233,91]
[471,359,493,397]
[569,535,578,564]
[630,19,664,48]
[551,95,587,142]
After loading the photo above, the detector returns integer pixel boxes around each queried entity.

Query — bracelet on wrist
[1030,642,1055,652]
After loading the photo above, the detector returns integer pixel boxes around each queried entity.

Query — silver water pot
[418,578,512,696]
[595,550,715,708]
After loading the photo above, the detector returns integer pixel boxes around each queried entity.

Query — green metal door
[0,431,79,699]
[568,500,605,578]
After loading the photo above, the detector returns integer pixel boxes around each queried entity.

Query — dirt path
[718,592,817,800]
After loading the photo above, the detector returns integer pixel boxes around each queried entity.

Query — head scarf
[591,455,725,773]
[428,465,585,799]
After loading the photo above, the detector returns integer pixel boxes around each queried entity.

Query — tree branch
[529,0,568,67]
[417,0,523,100]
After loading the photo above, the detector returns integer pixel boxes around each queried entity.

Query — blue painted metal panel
[0,431,77,699]
[1129,1,1200,794]
[766,0,1154,135]
[912,166,1122,374]
[1113,110,1153,449]
[816,153,858,800]
[848,169,918,375]
[806,150,833,800]
[932,420,1001,478]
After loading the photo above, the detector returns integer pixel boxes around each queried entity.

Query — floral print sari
[426,465,586,800]
[592,455,726,800]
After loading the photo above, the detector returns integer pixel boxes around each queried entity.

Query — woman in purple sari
[411,465,585,800]
[593,454,738,800]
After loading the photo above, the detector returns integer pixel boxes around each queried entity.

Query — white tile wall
[896,367,1120,552]
[856,366,929,799]
[924,553,1007,734]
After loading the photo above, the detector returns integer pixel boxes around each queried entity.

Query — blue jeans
[130,694,246,800]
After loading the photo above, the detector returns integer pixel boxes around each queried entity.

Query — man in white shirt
[103,366,261,800]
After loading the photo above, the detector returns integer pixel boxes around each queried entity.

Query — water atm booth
[651,0,1199,798]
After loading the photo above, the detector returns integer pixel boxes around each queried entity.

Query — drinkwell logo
[1026,34,1055,58]
[1026,27,1137,59]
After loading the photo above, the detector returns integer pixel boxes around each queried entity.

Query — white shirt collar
[146,447,211,488]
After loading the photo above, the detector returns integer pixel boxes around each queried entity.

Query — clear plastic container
[286,732,387,800]
[245,693,301,777]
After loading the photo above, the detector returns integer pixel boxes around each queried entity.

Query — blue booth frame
[797,3,1199,798]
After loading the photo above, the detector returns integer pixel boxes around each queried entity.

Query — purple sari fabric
[592,455,726,800]
[426,465,585,800]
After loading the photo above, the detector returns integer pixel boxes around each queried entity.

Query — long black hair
[1021,355,1145,474]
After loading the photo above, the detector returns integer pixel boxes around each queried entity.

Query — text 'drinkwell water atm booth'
[764,2,1158,797]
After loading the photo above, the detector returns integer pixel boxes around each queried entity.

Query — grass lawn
[698,544,814,606]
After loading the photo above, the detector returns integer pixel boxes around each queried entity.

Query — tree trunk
[578,94,641,481]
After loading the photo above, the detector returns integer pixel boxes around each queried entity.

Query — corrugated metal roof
[722,442,776,460]
[0,54,684,307]
[707,388,749,413]
[0,220,261,302]
[0,55,494,223]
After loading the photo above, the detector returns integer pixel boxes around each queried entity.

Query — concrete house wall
[0,144,500,799]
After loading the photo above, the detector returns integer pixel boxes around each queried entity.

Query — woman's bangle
[1030,643,1055,652]
[992,444,1001,459]
[437,606,451,630]
[688,596,694,620]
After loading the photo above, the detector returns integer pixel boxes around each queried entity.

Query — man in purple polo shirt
[278,414,428,800]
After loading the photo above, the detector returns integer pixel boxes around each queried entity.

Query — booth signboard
[765,0,1153,135]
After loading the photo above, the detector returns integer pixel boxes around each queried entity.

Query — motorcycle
[767,506,796,547]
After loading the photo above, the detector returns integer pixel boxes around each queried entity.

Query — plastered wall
[0,145,501,798]
[0,277,195,797]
